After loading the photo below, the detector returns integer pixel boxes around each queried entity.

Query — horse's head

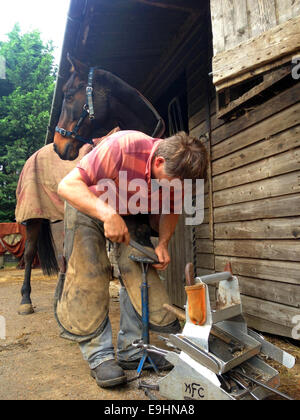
[53,55,165,161]
[53,56,108,160]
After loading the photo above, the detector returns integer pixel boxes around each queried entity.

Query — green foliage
[0,24,56,222]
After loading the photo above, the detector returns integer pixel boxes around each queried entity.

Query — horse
[15,142,91,315]
[17,56,165,315]
[53,55,165,160]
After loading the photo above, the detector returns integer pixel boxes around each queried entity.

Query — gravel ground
[0,267,299,400]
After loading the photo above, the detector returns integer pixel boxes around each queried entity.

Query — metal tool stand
[129,255,159,375]
[133,271,295,400]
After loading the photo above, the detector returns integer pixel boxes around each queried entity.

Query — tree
[0,24,56,222]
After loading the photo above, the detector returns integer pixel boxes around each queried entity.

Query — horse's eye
[65,93,73,102]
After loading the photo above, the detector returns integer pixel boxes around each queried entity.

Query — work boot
[91,359,127,388]
[118,353,173,371]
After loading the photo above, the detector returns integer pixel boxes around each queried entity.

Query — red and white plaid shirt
[77,130,179,216]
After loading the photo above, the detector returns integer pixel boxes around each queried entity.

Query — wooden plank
[165,213,191,307]
[212,101,300,161]
[189,109,207,132]
[215,255,300,284]
[195,224,210,239]
[241,295,299,328]
[244,314,293,338]
[238,276,300,308]
[221,0,236,51]
[232,0,249,45]
[188,96,207,121]
[248,0,277,39]
[215,239,300,261]
[188,69,208,102]
[196,239,214,254]
[276,0,293,24]
[210,0,225,54]
[134,0,205,12]
[216,66,291,119]
[214,193,300,223]
[190,121,208,138]
[205,97,215,243]
[213,142,300,191]
[142,15,201,99]
[215,49,300,92]
[214,171,300,207]
[212,83,300,145]
[291,0,300,18]
[187,49,208,79]
[212,15,300,87]
[214,218,300,240]
[196,253,215,270]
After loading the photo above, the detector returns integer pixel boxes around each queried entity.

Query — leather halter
[55,67,95,145]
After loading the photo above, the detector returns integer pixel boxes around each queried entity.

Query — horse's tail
[37,220,59,276]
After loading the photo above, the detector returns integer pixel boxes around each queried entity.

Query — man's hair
[153,132,208,180]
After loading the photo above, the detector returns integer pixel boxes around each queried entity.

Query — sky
[0,0,71,64]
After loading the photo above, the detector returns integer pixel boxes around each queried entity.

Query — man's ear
[67,53,88,77]
[154,156,165,168]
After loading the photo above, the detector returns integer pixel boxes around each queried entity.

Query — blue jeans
[79,286,143,369]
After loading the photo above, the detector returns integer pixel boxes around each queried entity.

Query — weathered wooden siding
[149,14,211,308]
[190,82,300,338]
[211,0,300,55]
[142,1,300,338]
[211,1,300,92]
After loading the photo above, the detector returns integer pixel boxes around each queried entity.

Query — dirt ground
[0,267,299,401]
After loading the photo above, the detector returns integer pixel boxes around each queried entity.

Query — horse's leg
[18,219,42,315]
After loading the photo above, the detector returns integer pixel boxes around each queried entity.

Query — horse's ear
[67,53,88,77]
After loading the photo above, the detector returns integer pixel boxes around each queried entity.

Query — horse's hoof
[18,304,34,315]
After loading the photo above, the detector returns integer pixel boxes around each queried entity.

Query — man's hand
[103,213,130,245]
[152,214,178,270]
[153,242,170,271]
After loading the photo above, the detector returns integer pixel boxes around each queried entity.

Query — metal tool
[130,252,159,375]
[132,263,296,400]
[129,239,159,263]
[233,369,294,400]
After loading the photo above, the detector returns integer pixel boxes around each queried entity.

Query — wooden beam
[215,50,300,92]
[212,83,300,146]
[213,164,300,204]
[215,239,300,262]
[196,253,215,270]
[214,218,300,240]
[247,0,277,39]
[244,314,293,338]
[196,239,214,254]
[241,295,299,328]
[133,0,204,13]
[212,15,300,88]
[216,66,291,119]
[214,193,300,223]
[142,14,202,99]
[212,101,300,161]
[195,224,210,239]
[238,276,300,308]
[215,255,300,285]
[213,142,300,192]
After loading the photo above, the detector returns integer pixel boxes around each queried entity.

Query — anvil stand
[129,255,159,376]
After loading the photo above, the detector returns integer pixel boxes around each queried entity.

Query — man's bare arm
[153,213,179,270]
[58,168,130,244]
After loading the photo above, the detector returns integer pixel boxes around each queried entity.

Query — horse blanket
[0,223,26,258]
[15,128,121,223]
[15,144,93,223]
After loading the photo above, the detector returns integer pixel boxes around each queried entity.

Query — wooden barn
[47,0,300,339]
